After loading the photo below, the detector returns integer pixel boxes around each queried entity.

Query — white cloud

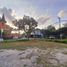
[37,14,53,29]
[58,10,66,18]
[0,7,66,29]
[0,7,18,29]
[22,6,39,19]
[37,10,67,29]
[0,7,15,21]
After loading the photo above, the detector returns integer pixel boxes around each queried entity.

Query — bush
[45,39,67,44]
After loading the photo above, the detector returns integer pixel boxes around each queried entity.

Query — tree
[56,27,67,39]
[47,25,56,32]
[63,23,67,27]
[15,15,38,38]
[41,25,56,38]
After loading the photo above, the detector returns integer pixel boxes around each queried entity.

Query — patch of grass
[0,39,67,50]
[3,39,29,43]
[45,39,67,44]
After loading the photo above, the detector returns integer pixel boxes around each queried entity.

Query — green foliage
[0,30,1,34]
[3,39,29,43]
[15,15,38,38]
[47,25,56,32]
[41,26,67,39]
[45,39,67,44]
[56,27,67,38]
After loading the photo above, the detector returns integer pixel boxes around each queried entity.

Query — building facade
[0,14,12,38]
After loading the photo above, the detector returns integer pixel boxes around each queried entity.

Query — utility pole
[58,17,62,39]
[58,17,61,29]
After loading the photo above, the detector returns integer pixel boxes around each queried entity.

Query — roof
[0,14,6,23]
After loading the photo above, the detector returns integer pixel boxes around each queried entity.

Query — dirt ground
[0,40,67,67]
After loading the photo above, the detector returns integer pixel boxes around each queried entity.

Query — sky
[0,0,67,29]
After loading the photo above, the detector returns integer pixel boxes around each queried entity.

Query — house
[11,30,22,39]
[0,14,6,30]
[0,14,13,38]
[30,29,43,38]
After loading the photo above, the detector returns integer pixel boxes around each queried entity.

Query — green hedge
[1,39,29,43]
[45,39,67,44]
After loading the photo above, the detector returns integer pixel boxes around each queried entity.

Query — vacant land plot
[0,40,67,67]
[0,39,67,50]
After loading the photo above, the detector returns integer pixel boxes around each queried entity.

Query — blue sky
[0,0,67,29]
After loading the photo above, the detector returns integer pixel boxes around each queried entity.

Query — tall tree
[41,25,56,38]
[63,23,67,27]
[15,15,38,38]
[47,25,56,32]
